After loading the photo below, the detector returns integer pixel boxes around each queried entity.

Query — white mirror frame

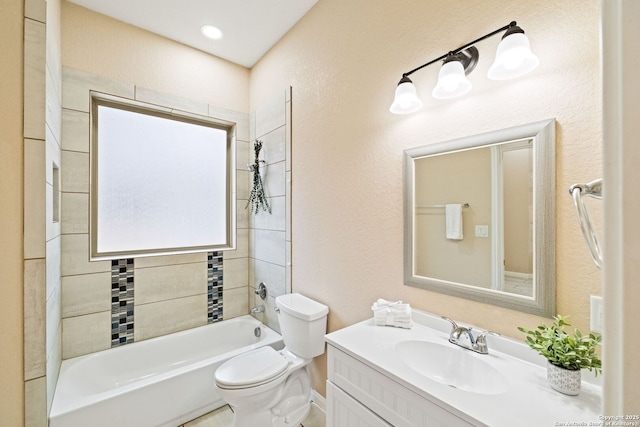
[403,119,556,317]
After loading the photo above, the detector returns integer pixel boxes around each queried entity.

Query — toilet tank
[275,293,329,359]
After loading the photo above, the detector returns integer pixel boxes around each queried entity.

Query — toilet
[214,293,329,427]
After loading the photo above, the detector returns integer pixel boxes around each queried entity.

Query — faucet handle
[441,316,458,331]
[477,330,500,339]
[474,330,500,354]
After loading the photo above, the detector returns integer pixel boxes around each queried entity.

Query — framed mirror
[403,119,555,316]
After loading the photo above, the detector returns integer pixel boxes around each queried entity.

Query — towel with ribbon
[371,298,413,329]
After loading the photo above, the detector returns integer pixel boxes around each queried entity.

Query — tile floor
[181,402,326,427]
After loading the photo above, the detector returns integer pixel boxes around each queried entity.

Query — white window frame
[89,92,236,260]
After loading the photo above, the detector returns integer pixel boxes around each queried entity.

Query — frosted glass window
[90,95,235,259]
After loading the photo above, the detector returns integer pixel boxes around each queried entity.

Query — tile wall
[59,68,251,358]
[23,0,63,425]
[248,88,293,332]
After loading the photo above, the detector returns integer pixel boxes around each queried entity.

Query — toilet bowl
[214,293,328,427]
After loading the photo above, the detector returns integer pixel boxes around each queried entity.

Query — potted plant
[518,315,602,395]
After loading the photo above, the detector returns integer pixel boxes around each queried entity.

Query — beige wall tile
[25,376,47,427]
[261,126,286,165]
[45,236,61,298]
[237,170,250,204]
[255,91,286,139]
[251,259,286,297]
[252,196,285,231]
[284,98,292,172]
[45,285,61,361]
[135,263,207,305]
[286,241,292,294]
[61,192,88,234]
[236,140,249,171]
[62,311,111,359]
[61,234,110,276]
[135,86,208,116]
[24,18,46,140]
[134,252,207,268]
[45,65,62,142]
[209,105,250,142]
[25,0,46,23]
[46,126,61,242]
[135,295,207,342]
[61,108,89,152]
[253,229,286,266]
[24,138,46,259]
[61,272,111,317]
[223,286,249,319]
[237,199,249,230]
[285,171,291,242]
[46,324,61,413]
[24,259,46,380]
[249,110,256,142]
[264,160,286,198]
[62,67,134,112]
[249,291,280,333]
[224,228,248,260]
[222,257,248,290]
[60,150,88,193]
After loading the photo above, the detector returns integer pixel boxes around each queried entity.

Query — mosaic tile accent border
[111,258,134,346]
[208,252,223,323]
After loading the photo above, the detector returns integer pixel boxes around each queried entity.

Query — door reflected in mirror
[404,119,556,317]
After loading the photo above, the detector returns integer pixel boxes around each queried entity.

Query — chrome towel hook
[569,178,603,268]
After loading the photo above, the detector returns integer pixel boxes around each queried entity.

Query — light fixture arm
[401,21,518,78]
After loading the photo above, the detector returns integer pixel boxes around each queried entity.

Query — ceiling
[66,0,319,68]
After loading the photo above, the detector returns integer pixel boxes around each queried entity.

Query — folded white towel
[446,204,463,240]
[371,298,413,329]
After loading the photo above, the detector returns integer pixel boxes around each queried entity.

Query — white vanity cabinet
[327,345,473,427]
[325,311,602,427]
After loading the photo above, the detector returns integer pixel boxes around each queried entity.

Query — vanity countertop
[325,309,602,427]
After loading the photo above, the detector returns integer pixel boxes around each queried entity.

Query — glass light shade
[488,33,539,80]
[431,60,472,99]
[390,79,423,114]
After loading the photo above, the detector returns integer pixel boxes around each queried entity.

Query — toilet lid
[215,346,289,388]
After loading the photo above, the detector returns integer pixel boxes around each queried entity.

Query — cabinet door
[327,381,392,427]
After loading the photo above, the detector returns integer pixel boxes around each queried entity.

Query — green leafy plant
[518,315,602,376]
[246,140,271,215]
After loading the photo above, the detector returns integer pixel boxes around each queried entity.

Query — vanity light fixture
[390,21,539,114]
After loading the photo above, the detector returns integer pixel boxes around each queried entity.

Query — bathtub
[50,315,283,427]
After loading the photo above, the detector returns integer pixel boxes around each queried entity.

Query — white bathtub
[50,315,283,427]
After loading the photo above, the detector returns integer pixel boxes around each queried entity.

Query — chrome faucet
[251,305,265,314]
[442,317,499,355]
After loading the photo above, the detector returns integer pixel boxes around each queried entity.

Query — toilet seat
[215,346,289,390]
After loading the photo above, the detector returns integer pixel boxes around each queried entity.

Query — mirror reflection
[414,139,533,296]
[404,120,556,316]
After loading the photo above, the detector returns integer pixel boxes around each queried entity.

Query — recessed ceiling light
[200,25,223,40]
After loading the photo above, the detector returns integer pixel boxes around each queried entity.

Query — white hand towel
[445,204,463,240]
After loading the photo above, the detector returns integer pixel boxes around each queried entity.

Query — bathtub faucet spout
[251,305,265,314]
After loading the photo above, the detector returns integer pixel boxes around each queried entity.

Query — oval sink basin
[395,340,509,395]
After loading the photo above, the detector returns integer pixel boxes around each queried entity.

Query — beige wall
[1,0,25,424]
[250,0,602,395]
[61,1,249,113]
